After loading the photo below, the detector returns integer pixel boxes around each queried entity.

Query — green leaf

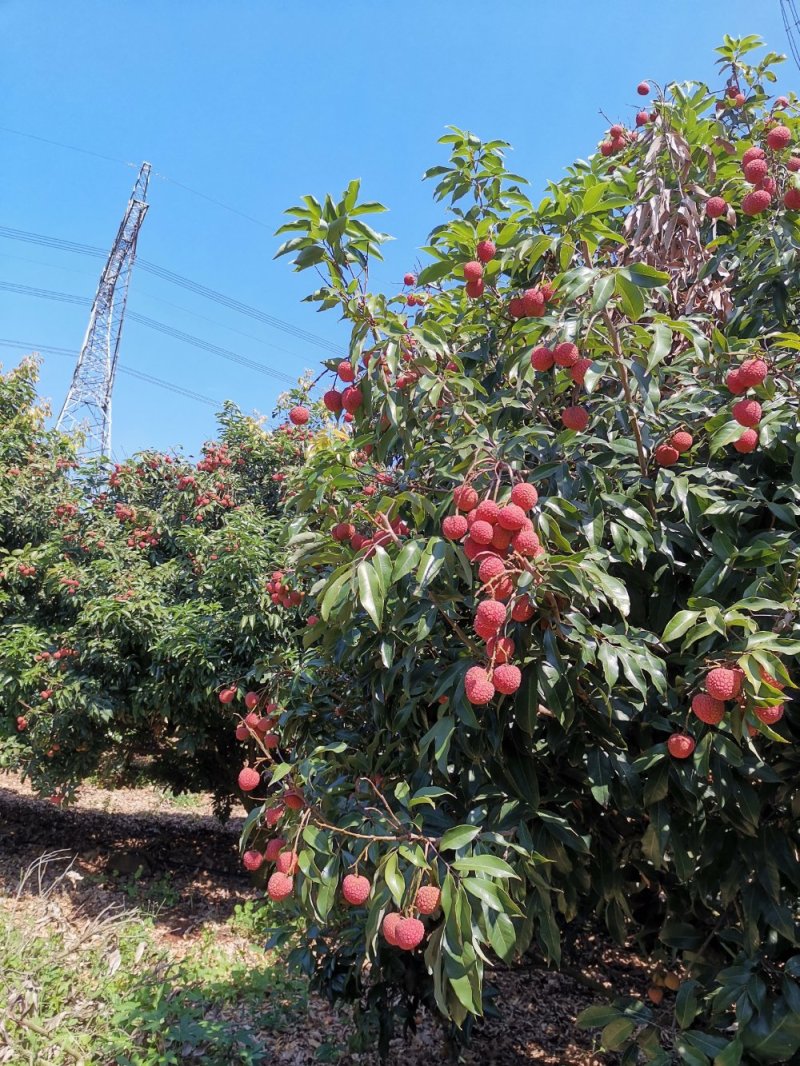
[602,1018,635,1050]
[440,825,480,851]
[452,855,519,879]
[356,560,384,627]
[627,262,670,288]
[576,1005,623,1029]
[489,912,517,961]
[663,610,701,642]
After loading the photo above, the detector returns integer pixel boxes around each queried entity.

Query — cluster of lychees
[319,360,365,424]
[330,513,409,556]
[442,480,544,704]
[706,124,799,220]
[266,569,303,608]
[529,340,592,431]
[599,123,638,157]
[724,355,769,453]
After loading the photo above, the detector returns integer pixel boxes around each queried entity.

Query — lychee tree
[236,36,800,1063]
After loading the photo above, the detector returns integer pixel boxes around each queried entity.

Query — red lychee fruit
[265,838,285,862]
[276,850,299,875]
[788,156,800,172]
[486,635,515,664]
[511,597,535,622]
[475,499,501,524]
[243,849,264,872]
[403,273,417,286]
[470,520,495,546]
[289,406,309,426]
[530,346,555,371]
[742,189,772,215]
[755,704,785,726]
[569,357,592,386]
[265,805,284,827]
[670,431,693,454]
[463,261,484,283]
[599,141,614,157]
[453,484,479,512]
[465,666,496,705]
[521,288,545,317]
[442,515,468,541]
[734,92,746,107]
[668,734,695,759]
[553,341,580,368]
[267,872,294,901]
[342,387,363,413]
[742,146,765,166]
[706,196,727,219]
[466,278,485,299]
[636,110,650,126]
[341,873,371,905]
[491,525,513,550]
[726,368,746,394]
[734,429,758,453]
[776,96,790,108]
[733,399,761,427]
[637,81,650,95]
[463,537,482,562]
[338,360,356,383]
[561,406,589,431]
[244,691,260,711]
[475,600,507,633]
[705,666,743,701]
[508,296,526,318]
[510,482,538,511]
[743,158,769,184]
[396,917,426,951]
[766,125,792,150]
[655,444,680,467]
[283,790,305,810]
[16,716,27,731]
[219,687,236,704]
[235,723,249,741]
[692,693,726,725]
[238,767,261,792]
[492,663,522,695]
[512,529,541,557]
[479,555,506,584]
[383,912,401,945]
[476,239,496,263]
[497,503,526,531]
[785,186,800,210]
[415,885,441,915]
[738,358,768,388]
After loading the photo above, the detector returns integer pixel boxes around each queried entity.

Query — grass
[0,857,322,1065]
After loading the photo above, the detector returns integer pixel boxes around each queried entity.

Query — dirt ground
[0,772,653,1064]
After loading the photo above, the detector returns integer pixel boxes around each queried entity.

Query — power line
[0,280,297,384]
[0,225,341,354]
[0,338,221,408]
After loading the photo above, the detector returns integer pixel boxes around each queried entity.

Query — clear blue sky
[1,1,793,459]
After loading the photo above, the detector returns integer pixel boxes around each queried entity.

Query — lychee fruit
[267,872,294,901]
[785,186,800,210]
[245,691,260,711]
[476,239,496,263]
[276,850,299,875]
[470,520,495,546]
[283,790,305,810]
[743,158,769,184]
[734,429,758,453]
[727,368,747,395]
[338,360,356,383]
[755,704,785,726]
[732,399,761,427]
[492,663,522,695]
[466,278,485,299]
[265,838,285,861]
[530,346,555,372]
[553,341,580,368]
[453,484,478,512]
[235,723,249,742]
[383,912,401,945]
[655,444,680,467]
[521,288,545,316]
[478,555,506,584]
[705,666,743,701]
[742,146,765,165]
[491,526,513,550]
[512,529,540,557]
[463,261,484,283]
[670,431,693,454]
[766,125,792,150]
[475,499,501,524]
[486,635,515,664]
[738,358,768,388]
[637,81,650,96]
[561,406,589,431]
[510,482,538,511]
[475,600,507,633]
[511,597,534,622]
[759,666,785,690]
[403,273,417,286]
[289,406,310,426]
[668,733,695,759]
[636,110,650,126]
[691,694,726,725]
[415,885,441,915]
[342,873,371,905]
[742,190,772,215]
[395,917,426,951]
[342,387,363,413]
[497,504,526,531]
[238,767,261,792]
[706,196,727,219]
[788,156,800,172]
[465,666,496,705]
[243,850,264,872]
[219,687,236,704]
[569,358,592,386]
[442,515,468,541]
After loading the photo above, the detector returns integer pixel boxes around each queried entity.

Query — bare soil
[0,772,652,1064]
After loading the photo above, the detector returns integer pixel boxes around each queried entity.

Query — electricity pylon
[56,162,150,459]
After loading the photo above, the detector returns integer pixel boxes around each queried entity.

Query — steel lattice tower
[56,162,151,459]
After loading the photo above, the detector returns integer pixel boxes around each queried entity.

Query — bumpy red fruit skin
[403,273,416,286]
[755,704,784,726]
[521,288,545,316]
[636,110,650,127]
[562,406,589,431]
[382,912,401,945]
[743,158,769,184]
[734,429,758,453]
[742,146,765,165]
[476,239,496,263]
[337,360,355,383]
[497,503,526,531]
[570,358,592,386]
[470,520,495,546]
[733,399,762,427]
[788,156,800,172]
[530,346,555,371]
[511,597,535,622]
[243,850,264,872]
[637,81,650,95]
[670,431,693,454]
[668,734,696,759]
[727,368,747,395]
[453,484,478,512]
[396,917,426,950]
[265,838,285,862]
[692,694,726,725]
[738,358,768,388]
[245,691,260,711]
[475,600,507,632]
[508,296,526,318]
[655,444,680,467]
[553,341,580,367]
[475,499,501,524]
[742,190,772,215]
[442,515,468,541]
[463,537,482,562]
[235,723,249,741]
[706,196,727,218]
[463,260,484,282]
[267,872,294,901]
[342,873,371,905]
[512,529,540,557]
[486,635,515,664]
[785,187,800,211]
[416,886,442,915]
[479,556,506,583]
[289,406,309,426]
[766,125,792,150]
[465,666,496,705]
[466,278,485,299]
[493,663,522,695]
[510,483,538,511]
[341,387,363,413]
[705,667,743,701]
[276,850,299,875]
[238,767,261,792]
[491,526,513,550]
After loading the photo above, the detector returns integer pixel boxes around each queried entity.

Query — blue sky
[1,1,793,459]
